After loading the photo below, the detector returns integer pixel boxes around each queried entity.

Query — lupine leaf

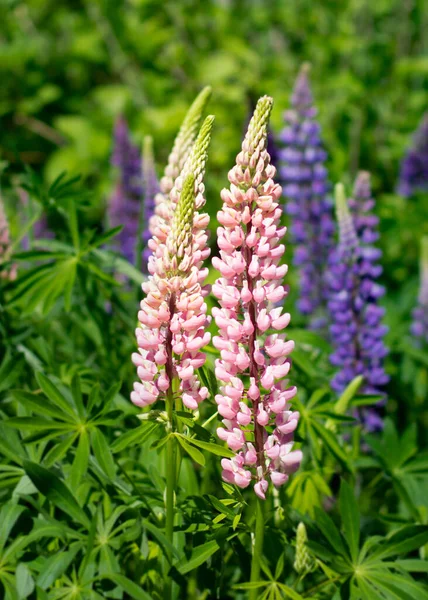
[23,460,90,528]
[339,480,360,562]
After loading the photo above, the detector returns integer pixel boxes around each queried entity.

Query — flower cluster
[109,116,143,264]
[278,64,334,327]
[141,137,159,273]
[410,236,428,347]
[212,96,301,499]
[327,182,389,429]
[398,113,428,197]
[131,116,214,411]
[0,197,16,281]
[149,87,211,255]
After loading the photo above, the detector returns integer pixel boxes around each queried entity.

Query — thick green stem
[164,385,176,600]
[249,497,265,600]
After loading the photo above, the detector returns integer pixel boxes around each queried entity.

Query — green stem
[164,384,177,600]
[249,497,265,600]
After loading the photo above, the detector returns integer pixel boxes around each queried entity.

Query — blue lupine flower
[327,181,389,430]
[109,116,143,265]
[278,64,334,327]
[398,113,428,197]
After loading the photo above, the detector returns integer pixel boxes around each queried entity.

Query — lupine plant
[327,182,389,430]
[109,116,143,265]
[212,96,302,594]
[278,64,334,328]
[398,113,428,197]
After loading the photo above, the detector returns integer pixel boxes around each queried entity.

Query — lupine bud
[141,137,159,273]
[212,96,301,499]
[410,236,428,347]
[397,113,428,197]
[293,523,314,575]
[149,87,211,245]
[109,116,143,264]
[327,183,389,431]
[131,116,214,411]
[0,196,16,281]
[278,64,334,328]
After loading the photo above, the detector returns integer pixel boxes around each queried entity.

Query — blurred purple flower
[410,236,428,346]
[141,137,159,273]
[397,113,428,197]
[278,64,334,327]
[109,116,143,265]
[327,181,389,430]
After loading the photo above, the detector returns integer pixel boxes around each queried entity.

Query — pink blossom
[212,97,301,497]
[132,117,214,411]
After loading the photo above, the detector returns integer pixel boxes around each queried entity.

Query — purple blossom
[278,64,334,327]
[398,113,428,197]
[109,116,143,265]
[410,236,428,346]
[141,137,159,273]
[327,181,389,430]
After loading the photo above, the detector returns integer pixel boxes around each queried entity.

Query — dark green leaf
[339,480,360,562]
[176,540,220,574]
[23,460,90,528]
[102,574,152,600]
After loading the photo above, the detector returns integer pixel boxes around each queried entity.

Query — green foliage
[0,1,427,598]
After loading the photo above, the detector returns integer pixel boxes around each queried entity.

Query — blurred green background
[0,0,427,278]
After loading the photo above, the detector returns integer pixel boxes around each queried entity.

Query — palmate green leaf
[90,428,116,479]
[11,390,75,423]
[70,431,90,489]
[110,422,158,453]
[368,525,428,560]
[395,559,428,572]
[23,460,90,528]
[85,226,123,251]
[43,434,78,467]
[0,503,25,554]
[142,519,181,563]
[0,572,19,600]
[36,545,80,590]
[339,481,360,563]
[186,436,235,458]
[333,376,364,416]
[15,563,34,599]
[35,372,76,419]
[5,417,73,432]
[176,435,205,466]
[313,507,348,558]
[95,250,144,285]
[70,375,85,419]
[110,420,153,450]
[102,574,152,600]
[311,420,350,470]
[368,571,428,600]
[176,539,220,574]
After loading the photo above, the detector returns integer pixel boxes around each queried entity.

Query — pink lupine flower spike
[212,96,302,500]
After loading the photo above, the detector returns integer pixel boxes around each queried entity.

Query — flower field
[0,1,427,599]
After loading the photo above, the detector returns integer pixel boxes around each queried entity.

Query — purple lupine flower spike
[410,236,428,346]
[327,183,389,431]
[398,113,428,197]
[109,116,143,265]
[278,63,334,328]
[141,136,159,273]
